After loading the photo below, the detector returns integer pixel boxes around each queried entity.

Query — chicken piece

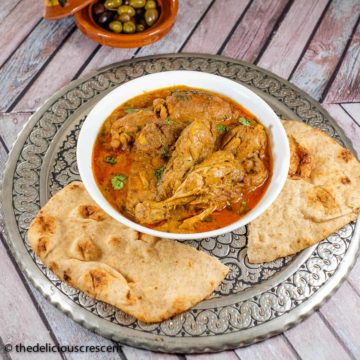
[222,123,269,191]
[241,156,268,191]
[134,121,184,153]
[126,121,183,213]
[153,91,233,124]
[157,120,216,199]
[110,110,157,150]
[126,151,160,214]
[134,151,245,225]
[222,123,268,160]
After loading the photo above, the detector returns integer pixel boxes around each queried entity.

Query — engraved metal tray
[2,54,359,353]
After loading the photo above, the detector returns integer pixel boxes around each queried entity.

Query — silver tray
[2,54,359,353]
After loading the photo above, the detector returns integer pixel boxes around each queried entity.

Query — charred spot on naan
[338,148,353,163]
[32,213,56,235]
[36,236,51,256]
[341,176,351,185]
[70,238,102,261]
[78,205,105,221]
[306,186,340,216]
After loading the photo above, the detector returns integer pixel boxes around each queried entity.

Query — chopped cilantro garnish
[154,165,166,181]
[216,124,229,133]
[165,116,172,125]
[104,155,117,165]
[241,200,247,206]
[125,108,139,113]
[160,146,170,159]
[111,174,126,190]
[238,117,252,126]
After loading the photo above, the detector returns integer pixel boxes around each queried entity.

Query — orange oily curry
[92,86,272,233]
[247,120,360,263]
[27,182,229,323]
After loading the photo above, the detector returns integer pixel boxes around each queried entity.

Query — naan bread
[28,182,229,323]
[248,120,360,263]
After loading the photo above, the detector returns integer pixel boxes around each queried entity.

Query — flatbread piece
[248,120,360,263]
[28,182,229,323]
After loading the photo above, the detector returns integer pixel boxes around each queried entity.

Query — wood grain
[0,0,21,23]
[187,352,239,360]
[14,29,98,112]
[235,335,298,360]
[348,258,360,296]
[0,17,75,112]
[138,0,214,56]
[320,282,360,359]
[325,21,360,103]
[0,240,61,360]
[291,0,360,100]
[222,0,289,62]
[0,0,360,358]
[322,103,360,157]
[0,113,31,149]
[82,47,136,76]
[341,103,360,127]
[257,0,329,78]
[122,347,178,360]
[181,0,251,54]
[0,0,42,68]
[27,282,123,360]
[285,312,353,360]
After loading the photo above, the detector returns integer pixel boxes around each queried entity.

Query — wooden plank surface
[341,103,360,127]
[285,312,353,360]
[1,0,360,358]
[291,0,360,100]
[222,0,290,62]
[235,335,298,360]
[138,0,214,56]
[0,0,21,22]
[181,0,251,54]
[257,0,329,78]
[320,282,360,359]
[14,29,98,112]
[325,20,360,103]
[0,17,75,112]
[322,103,360,157]
[0,240,61,360]
[0,0,43,68]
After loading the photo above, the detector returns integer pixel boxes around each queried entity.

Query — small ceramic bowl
[77,71,290,240]
[74,0,178,48]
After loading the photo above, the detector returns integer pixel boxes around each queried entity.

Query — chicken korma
[92,86,272,233]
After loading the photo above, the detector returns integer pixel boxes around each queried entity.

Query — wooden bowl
[74,0,178,48]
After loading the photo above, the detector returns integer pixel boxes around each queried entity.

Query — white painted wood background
[0,0,359,359]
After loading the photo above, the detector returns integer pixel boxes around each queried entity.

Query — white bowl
[77,71,289,240]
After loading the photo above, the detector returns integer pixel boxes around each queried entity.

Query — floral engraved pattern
[8,56,357,342]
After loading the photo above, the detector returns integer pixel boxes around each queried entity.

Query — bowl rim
[77,70,290,240]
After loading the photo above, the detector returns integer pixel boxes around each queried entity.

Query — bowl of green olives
[74,0,178,48]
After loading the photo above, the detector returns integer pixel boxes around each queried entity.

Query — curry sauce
[92,86,272,233]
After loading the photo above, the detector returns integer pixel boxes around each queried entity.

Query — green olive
[136,23,145,32]
[109,20,123,33]
[118,13,131,22]
[144,8,159,26]
[123,21,136,33]
[129,0,146,8]
[117,5,136,17]
[104,0,122,10]
[145,0,156,10]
